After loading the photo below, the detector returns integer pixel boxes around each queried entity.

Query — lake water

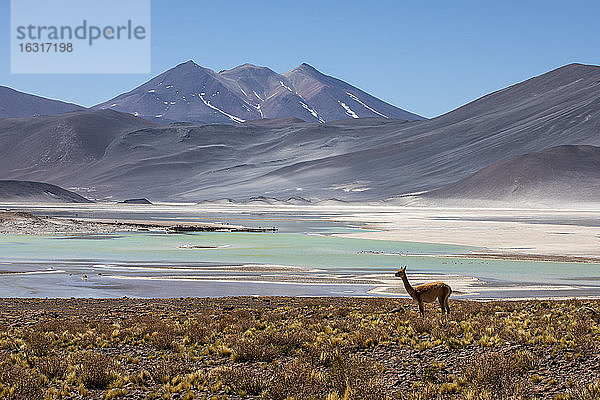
[1,219,600,298]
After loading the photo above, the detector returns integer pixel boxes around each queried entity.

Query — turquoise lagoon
[0,230,599,298]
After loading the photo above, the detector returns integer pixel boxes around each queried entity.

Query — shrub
[185,317,212,345]
[261,360,327,400]
[511,349,540,371]
[211,366,267,396]
[1,364,44,400]
[460,351,530,399]
[559,380,600,399]
[35,352,68,379]
[328,353,386,400]
[230,328,310,362]
[147,355,192,384]
[74,351,120,389]
[24,330,54,357]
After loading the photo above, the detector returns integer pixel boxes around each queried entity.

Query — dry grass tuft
[0,364,44,400]
[73,351,121,389]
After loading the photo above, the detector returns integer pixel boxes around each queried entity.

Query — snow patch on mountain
[338,101,359,118]
[346,92,388,118]
[280,81,294,92]
[300,102,324,123]
[199,94,245,123]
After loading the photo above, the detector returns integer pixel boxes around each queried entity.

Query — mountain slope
[421,145,600,204]
[0,109,155,185]
[55,118,413,200]
[94,61,424,124]
[0,180,91,203]
[0,86,83,119]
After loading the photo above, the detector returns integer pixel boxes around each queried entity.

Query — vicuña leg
[438,297,446,314]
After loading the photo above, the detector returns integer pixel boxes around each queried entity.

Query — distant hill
[421,145,600,205]
[0,181,91,203]
[93,61,424,124]
[0,86,82,119]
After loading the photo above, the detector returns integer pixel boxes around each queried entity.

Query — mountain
[419,145,600,205]
[0,86,83,119]
[283,63,422,121]
[0,180,92,203]
[93,61,424,124]
[1,63,600,203]
[0,110,155,191]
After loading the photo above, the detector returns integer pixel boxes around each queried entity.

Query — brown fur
[395,267,452,316]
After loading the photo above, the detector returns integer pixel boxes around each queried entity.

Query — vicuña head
[395,266,407,278]
[395,266,452,317]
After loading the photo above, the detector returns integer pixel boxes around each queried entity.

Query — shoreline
[451,251,600,264]
[1,259,599,300]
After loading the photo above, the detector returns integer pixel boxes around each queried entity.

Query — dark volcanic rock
[120,198,152,204]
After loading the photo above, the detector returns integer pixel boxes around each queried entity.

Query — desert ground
[0,297,599,400]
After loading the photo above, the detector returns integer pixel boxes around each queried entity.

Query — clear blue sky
[2,0,599,118]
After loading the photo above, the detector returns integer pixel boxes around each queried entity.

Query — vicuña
[395,266,452,316]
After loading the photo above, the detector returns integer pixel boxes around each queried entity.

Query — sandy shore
[330,207,600,261]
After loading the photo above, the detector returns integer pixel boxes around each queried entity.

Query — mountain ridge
[0,109,155,186]
[93,61,425,124]
[0,86,83,119]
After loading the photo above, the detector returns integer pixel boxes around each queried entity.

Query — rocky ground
[0,211,276,235]
[0,211,143,235]
[0,297,599,399]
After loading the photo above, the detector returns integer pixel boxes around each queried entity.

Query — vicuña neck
[401,274,417,298]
